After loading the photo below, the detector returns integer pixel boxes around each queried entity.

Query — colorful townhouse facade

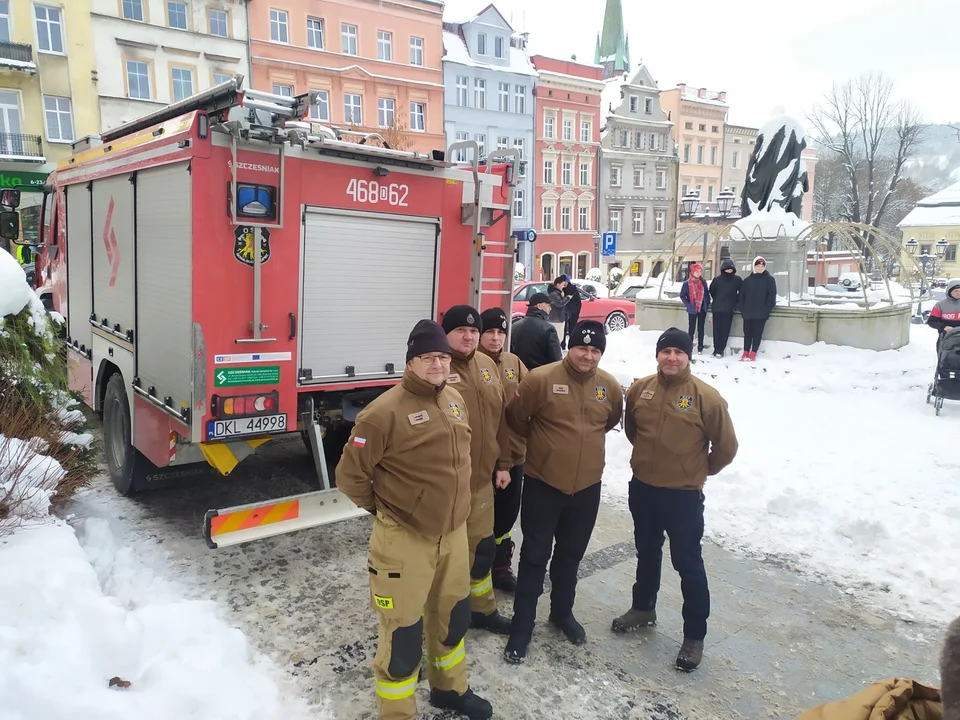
[249,0,446,155]
[530,54,603,281]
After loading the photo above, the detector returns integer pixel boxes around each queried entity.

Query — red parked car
[512,281,636,332]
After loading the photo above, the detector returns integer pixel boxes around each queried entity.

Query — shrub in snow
[514,262,525,281]
[607,267,624,291]
[1,251,96,537]
[586,267,602,282]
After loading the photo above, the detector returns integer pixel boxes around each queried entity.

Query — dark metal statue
[740,121,809,218]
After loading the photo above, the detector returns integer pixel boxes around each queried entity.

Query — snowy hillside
[600,326,957,625]
[902,124,960,189]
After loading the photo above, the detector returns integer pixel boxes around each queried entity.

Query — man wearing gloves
[612,327,738,672]
[504,320,624,664]
[336,319,493,720]
[443,305,514,635]
[478,306,527,592]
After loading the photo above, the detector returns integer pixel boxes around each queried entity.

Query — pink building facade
[530,55,605,281]
[248,0,446,155]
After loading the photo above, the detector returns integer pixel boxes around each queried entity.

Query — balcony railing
[0,133,44,159]
[0,41,35,66]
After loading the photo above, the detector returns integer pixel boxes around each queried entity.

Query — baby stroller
[927,330,960,415]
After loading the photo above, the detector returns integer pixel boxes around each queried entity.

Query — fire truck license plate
[207,414,287,440]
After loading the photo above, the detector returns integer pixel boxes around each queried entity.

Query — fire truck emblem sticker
[102,196,121,288]
[234,225,271,266]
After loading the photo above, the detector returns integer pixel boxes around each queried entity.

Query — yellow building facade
[898,180,960,280]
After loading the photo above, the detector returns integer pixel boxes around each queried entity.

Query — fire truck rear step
[199,437,273,477]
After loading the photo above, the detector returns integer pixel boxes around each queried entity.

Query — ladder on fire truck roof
[447,140,520,344]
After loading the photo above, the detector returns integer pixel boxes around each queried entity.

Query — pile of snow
[732,205,810,239]
[0,250,31,318]
[600,325,958,624]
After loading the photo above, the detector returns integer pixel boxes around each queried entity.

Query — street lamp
[716,187,736,216]
[680,191,700,218]
[905,237,948,322]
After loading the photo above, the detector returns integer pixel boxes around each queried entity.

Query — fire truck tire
[103,373,148,496]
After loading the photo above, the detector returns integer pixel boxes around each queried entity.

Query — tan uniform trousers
[466,482,498,615]
[368,512,471,720]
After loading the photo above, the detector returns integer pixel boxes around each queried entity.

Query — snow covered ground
[599,323,958,626]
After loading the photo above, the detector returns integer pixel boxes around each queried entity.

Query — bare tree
[807,73,925,259]
[369,112,415,152]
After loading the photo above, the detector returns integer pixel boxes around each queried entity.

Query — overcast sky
[443,0,960,130]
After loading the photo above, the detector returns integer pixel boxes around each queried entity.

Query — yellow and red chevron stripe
[209,499,300,538]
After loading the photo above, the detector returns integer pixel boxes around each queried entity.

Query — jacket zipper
[438,393,460,531]
[573,380,585,495]
[651,384,668,478]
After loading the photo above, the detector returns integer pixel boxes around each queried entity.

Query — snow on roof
[898,180,960,228]
[441,31,536,76]
[601,75,628,116]
[678,87,727,107]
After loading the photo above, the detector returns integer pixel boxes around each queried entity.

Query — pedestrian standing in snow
[708,258,742,358]
[737,256,777,362]
[336,319,493,720]
[612,327,738,672]
[504,320,624,664]
[927,278,960,353]
[546,276,572,344]
[510,293,563,370]
[561,281,582,350]
[477,307,527,592]
[679,264,710,354]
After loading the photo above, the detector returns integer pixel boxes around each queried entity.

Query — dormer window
[629,96,639,113]
[477,32,487,55]
[495,36,505,58]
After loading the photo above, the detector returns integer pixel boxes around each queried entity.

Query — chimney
[677,82,686,95]
[718,91,727,101]
[698,87,706,98]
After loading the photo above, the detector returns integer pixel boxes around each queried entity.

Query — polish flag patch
[353,437,367,447]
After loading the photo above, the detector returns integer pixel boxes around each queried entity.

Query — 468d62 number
[346,179,410,207]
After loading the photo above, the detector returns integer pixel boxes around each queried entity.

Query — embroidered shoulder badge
[480,367,493,383]
[677,395,693,410]
[449,402,463,419]
[595,386,607,402]
[504,367,517,382]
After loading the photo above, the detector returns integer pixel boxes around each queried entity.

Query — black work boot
[471,610,512,635]
[492,539,517,592]
[430,687,493,720]
[549,613,586,645]
[676,638,704,672]
[611,607,657,633]
[504,632,531,664]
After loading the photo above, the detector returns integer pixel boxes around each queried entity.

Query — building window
[410,102,425,131]
[477,33,486,55]
[514,189,524,217]
[732,150,740,169]
[497,136,509,150]
[644,97,653,114]
[619,129,629,147]
[656,168,667,189]
[629,96,638,113]
[307,18,324,49]
[579,162,590,186]
[635,132,645,150]
[167,1,187,30]
[707,186,714,201]
[543,160,554,184]
[514,85,526,114]
[710,146,718,165]
[213,72,232,85]
[456,76,468,106]
[562,118,573,141]
[542,205,554,230]
[681,184,687,197]
[126,60,150,99]
[580,118,591,142]
[377,30,392,61]
[410,37,424,66]
[270,9,288,43]
[310,90,330,121]
[731,185,737,198]
[514,138,525,176]
[610,165,621,187]
[578,206,590,231]
[122,0,144,22]
[683,144,690,163]
[344,94,362,124]
[454,131,468,161]
[651,134,660,151]
[209,8,228,37]
[654,208,666,233]
[609,209,621,233]
[171,67,193,101]
[474,133,485,157]
[43,95,73,142]
[495,36,505,58]
[34,4,64,53]
[712,125,719,132]
[474,78,486,109]
[697,146,704,164]
[544,115,555,138]
[561,206,572,230]
[377,98,395,128]
[633,166,644,188]
[561,161,572,185]
[498,82,509,112]
[699,123,706,131]
[945,245,958,263]
[684,122,692,130]
[342,24,358,55]
[632,209,645,234]
[272,83,293,96]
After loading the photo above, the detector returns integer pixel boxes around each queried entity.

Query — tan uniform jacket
[505,356,623,494]
[624,366,738,491]
[336,370,472,536]
[448,350,511,491]
[478,347,528,466]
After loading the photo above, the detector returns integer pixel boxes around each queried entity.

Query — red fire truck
[34,76,518,549]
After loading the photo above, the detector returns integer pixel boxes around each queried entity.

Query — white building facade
[91,0,250,131]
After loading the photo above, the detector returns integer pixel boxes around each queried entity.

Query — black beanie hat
[528,292,549,306]
[406,319,452,362]
[568,320,606,353]
[480,307,508,333]
[441,304,482,334]
[656,327,693,357]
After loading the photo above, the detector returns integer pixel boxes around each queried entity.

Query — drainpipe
[244,0,254,87]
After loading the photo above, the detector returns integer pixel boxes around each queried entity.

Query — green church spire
[595,0,630,79]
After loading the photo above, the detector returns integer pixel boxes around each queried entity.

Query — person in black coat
[737,256,778,361]
[561,280,583,350]
[708,258,742,358]
[546,276,572,343]
[510,293,563,370]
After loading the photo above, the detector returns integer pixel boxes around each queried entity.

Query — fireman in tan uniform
[477,306,527,591]
[336,319,493,720]
[442,304,513,634]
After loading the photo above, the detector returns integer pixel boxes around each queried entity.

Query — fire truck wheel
[103,372,142,496]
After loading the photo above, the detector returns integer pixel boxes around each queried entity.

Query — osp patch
[677,395,693,410]
[595,386,607,402]
[449,402,463,420]
[480,367,493,383]
[504,367,517,382]
[234,225,271,266]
